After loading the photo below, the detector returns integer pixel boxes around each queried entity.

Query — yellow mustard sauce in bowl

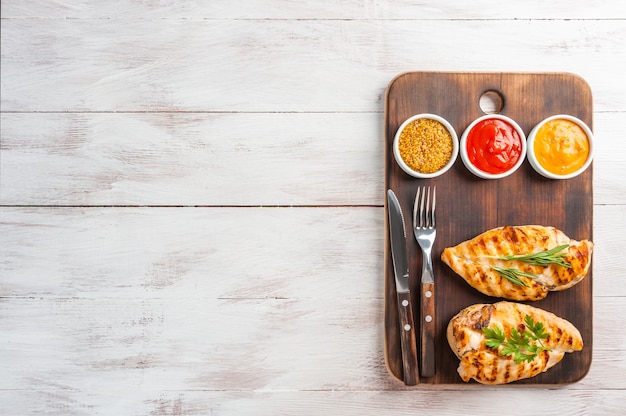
[533,118,590,176]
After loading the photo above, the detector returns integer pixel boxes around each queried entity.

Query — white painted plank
[1,389,624,416]
[2,0,626,19]
[1,206,622,298]
[0,297,389,392]
[0,295,624,416]
[0,297,624,393]
[1,19,625,112]
[1,112,623,206]
[0,112,383,205]
[0,207,383,299]
[593,205,626,297]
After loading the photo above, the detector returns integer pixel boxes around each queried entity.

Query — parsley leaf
[481,315,552,364]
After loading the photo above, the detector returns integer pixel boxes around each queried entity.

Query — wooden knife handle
[397,291,419,385]
[420,282,436,378]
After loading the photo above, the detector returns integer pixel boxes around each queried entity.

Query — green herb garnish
[498,244,572,268]
[491,266,539,287]
[482,315,551,363]
[490,244,572,287]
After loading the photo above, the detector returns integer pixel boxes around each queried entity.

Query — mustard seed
[398,118,453,173]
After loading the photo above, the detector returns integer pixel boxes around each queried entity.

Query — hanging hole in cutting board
[479,90,504,114]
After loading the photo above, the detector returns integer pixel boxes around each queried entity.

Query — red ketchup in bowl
[465,118,523,174]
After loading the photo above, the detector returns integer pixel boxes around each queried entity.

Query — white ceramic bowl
[460,114,527,179]
[392,113,459,179]
[527,115,594,180]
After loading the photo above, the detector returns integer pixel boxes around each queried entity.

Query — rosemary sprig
[491,266,539,287]
[498,244,572,268]
[482,315,551,364]
[490,244,572,287]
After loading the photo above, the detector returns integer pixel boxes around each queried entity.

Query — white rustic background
[1,1,625,415]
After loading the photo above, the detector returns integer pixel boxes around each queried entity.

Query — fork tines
[414,186,436,229]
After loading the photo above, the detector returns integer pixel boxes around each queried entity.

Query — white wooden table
[1,1,625,414]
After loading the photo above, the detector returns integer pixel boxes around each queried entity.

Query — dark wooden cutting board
[383,72,593,385]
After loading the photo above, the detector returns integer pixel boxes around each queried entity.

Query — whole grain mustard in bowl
[527,115,593,179]
[393,114,458,178]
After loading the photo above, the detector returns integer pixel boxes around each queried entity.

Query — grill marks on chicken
[447,302,583,384]
[441,225,593,301]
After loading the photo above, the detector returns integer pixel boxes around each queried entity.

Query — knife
[387,189,419,385]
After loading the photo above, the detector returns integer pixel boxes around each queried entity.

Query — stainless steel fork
[413,185,436,378]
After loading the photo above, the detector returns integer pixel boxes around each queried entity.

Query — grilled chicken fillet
[447,301,583,384]
[441,225,593,301]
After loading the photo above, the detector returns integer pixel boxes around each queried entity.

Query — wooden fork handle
[420,281,436,378]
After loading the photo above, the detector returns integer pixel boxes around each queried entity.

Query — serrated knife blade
[387,189,419,385]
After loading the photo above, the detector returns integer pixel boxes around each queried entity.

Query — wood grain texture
[395,291,419,385]
[2,19,626,113]
[0,282,625,395]
[0,207,383,299]
[1,111,625,206]
[3,206,623,298]
[0,112,383,206]
[1,0,625,414]
[420,281,436,378]
[2,0,626,19]
[1,206,625,414]
[2,389,626,416]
